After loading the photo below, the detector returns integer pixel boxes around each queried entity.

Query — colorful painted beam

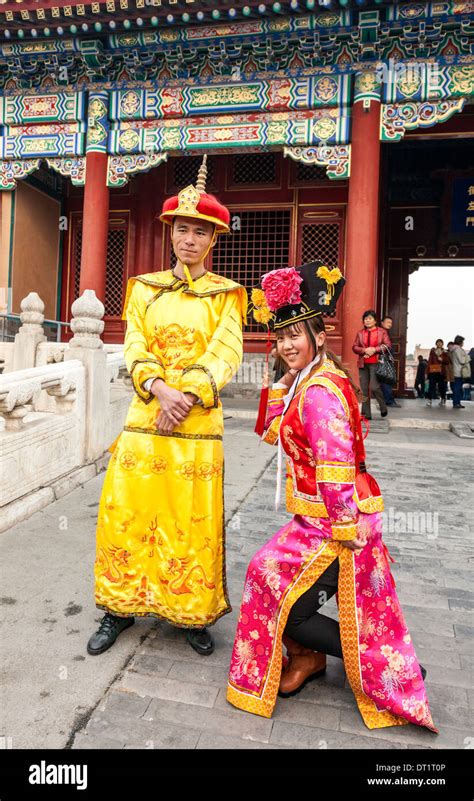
[0,131,84,158]
[106,12,351,51]
[386,1,473,21]
[0,91,85,124]
[108,108,350,154]
[381,63,474,103]
[109,76,352,121]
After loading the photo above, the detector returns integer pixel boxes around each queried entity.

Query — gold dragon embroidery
[160,556,216,595]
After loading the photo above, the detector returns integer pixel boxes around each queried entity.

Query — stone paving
[71,421,473,751]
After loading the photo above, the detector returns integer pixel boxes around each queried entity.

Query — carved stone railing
[0,361,80,431]
[0,289,132,528]
[106,349,128,383]
[36,341,68,366]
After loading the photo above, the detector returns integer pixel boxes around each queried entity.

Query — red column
[341,98,381,378]
[134,171,155,275]
[79,151,110,300]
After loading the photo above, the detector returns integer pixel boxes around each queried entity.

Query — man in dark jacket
[379,315,401,407]
[415,355,428,398]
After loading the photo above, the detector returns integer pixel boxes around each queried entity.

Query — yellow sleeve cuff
[316,463,356,483]
[268,387,287,402]
[130,359,165,403]
[331,522,358,541]
[262,415,281,446]
[180,364,219,409]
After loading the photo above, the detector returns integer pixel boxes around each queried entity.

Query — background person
[451,335,470,409]
[352,310,391,419]
[380,315,400,408]
[415,354,428,398]
[426,339,447,407]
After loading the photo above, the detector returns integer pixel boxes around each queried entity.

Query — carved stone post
[64,289,108,462]
[11,293,47,372]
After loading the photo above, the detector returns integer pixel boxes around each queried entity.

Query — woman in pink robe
[226,265,438,735]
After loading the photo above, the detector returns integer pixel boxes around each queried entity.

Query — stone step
[365,418,390,435]
[450,422,474,439]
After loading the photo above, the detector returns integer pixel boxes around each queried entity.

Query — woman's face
[363,315,377,328]
[276,323,325,371]
[436,339,443,348]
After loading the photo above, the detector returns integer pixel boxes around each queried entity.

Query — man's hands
[151,379,198,432]
[341,532,367,554]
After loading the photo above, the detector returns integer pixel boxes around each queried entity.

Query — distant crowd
[415,337,473,409]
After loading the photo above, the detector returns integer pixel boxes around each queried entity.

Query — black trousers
[427,372,446,400]
[284,558,343,659]
[358,364,387,417]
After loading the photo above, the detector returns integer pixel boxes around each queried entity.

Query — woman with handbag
[352,310,391,419]
[227,263,438,735]
[426,339,447,407]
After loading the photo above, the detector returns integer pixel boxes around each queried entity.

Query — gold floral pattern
[119,451,137,470]
[149,456,168,474]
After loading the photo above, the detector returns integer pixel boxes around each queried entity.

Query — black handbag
[376,344,397,386]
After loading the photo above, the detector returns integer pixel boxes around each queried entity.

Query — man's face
[382,317,393,330]
[171,216,215,266]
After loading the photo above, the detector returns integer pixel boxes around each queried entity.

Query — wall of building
[10,181,61,321]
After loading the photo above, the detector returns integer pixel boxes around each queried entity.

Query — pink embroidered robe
[226,357,438,734]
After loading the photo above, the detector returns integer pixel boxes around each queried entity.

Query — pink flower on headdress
[261,268,303,311]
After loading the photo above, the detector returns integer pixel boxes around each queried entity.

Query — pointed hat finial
[196,154,208,193]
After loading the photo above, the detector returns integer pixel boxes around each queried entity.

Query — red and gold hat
[159,155,230,234]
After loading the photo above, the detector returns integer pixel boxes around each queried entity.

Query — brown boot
[279,634,327,698]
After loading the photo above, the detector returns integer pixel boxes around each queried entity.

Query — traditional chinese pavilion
[0,0,473,389]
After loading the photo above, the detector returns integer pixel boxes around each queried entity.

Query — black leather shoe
[186,627,214,655]
[87,613,134,655]
[381,410,388,417]
[420,664,427,681]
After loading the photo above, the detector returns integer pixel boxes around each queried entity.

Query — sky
[406,265,474,356]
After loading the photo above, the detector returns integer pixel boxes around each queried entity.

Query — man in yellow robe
[87,158,247,657]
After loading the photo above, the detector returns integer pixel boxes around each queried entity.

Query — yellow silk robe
[94,269,247,628]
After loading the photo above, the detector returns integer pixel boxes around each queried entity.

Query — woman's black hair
[362,309,378,322]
